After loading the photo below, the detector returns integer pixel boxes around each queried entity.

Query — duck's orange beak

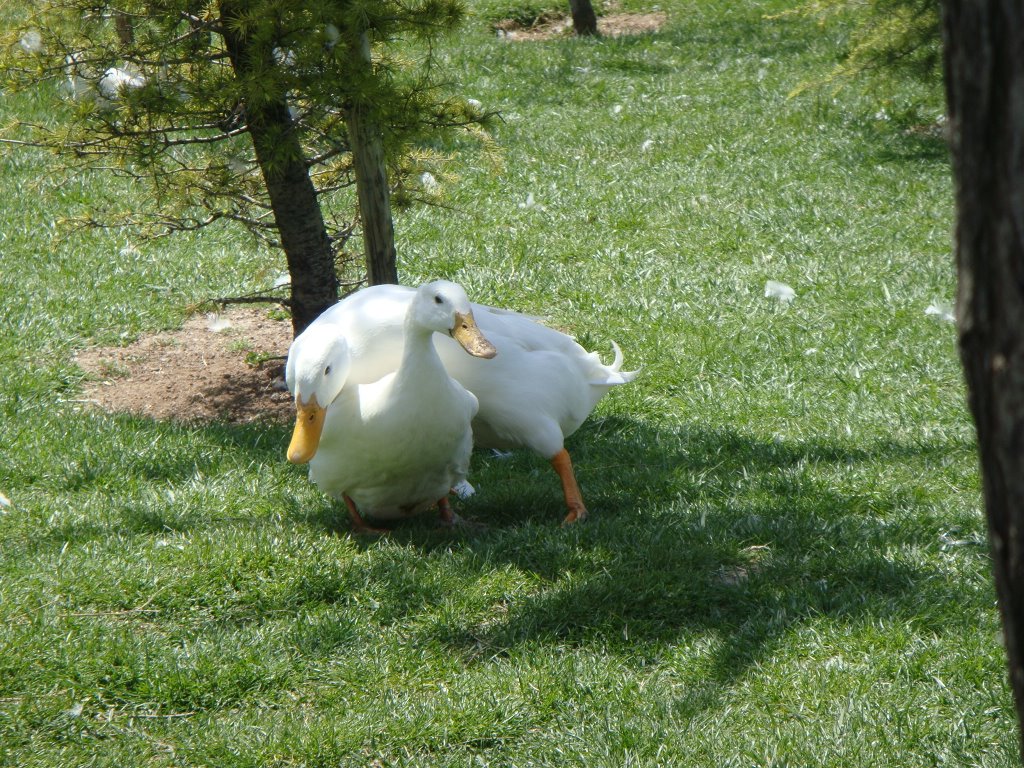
[450,311,497,359]
[287,396,326,464]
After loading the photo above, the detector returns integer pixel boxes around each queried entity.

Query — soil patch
[494,11,668,41]
[74,308,294,425]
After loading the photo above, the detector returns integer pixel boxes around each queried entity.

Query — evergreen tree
[3,1,487,335]
[783,0,942,103]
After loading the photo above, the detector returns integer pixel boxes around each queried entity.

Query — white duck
[285,280,496,533]
[294,283,638,524]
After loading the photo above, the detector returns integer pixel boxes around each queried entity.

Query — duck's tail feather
[590,340,640,385]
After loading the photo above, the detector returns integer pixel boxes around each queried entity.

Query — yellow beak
[287,396,326,464]
[450,311,497,359]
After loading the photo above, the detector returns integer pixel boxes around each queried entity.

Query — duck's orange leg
[437,496,457,526]
[343,494,389,535]
[551,448,588,525]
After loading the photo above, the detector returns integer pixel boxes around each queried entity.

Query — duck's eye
[324,365,332,376]
[434,295,443,305]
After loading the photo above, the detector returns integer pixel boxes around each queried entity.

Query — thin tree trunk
[941,0,1024,757]
[114,12,134,45]
[219,1,338,336]
[346,31,398,285]
[569,0,599,36]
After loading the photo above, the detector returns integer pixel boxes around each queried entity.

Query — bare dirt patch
[494,11,668,41]
[74,308,294,425]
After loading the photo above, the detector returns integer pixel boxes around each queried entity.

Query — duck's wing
[473,303,640,385]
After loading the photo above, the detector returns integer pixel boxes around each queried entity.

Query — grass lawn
[0,0,1016,766]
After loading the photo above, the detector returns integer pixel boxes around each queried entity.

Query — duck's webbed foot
[437,496,459,526]
[344,495,390,536]
[551,448,588,525]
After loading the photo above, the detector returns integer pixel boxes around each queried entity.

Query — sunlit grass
[0,0,1013,766]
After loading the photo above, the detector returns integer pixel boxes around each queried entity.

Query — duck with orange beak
[285,280,496,533]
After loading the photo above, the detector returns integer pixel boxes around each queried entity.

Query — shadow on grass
[851,118,949,166]
[15,412,295,549]
[21,407,982,697]
[292,413,982,689]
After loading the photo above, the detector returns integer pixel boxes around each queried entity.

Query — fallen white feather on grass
[98,66,145,99]
[764,280,796,303]
[452,480,476,499]
[206,313,232,333]
[518,192,537,209]
[925,301,955,323]
[420,172,439,192]
[20,30,44,54]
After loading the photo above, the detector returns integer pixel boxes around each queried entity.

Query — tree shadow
[22,412,295,550]
[848,116,949,166]
[289,413,982,691]
[27,406,983,700]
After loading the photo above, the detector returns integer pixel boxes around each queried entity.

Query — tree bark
[569,0,599,36]
[941,0,1024,757]
[219,1,338,336]
[345,31,399,285]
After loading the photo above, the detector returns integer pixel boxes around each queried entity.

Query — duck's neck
[396,318,447,385]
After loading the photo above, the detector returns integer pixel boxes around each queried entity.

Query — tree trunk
[941,0,1024,757]
[219,1,338,336]
[346,31,399,285]
[569,0,599,36]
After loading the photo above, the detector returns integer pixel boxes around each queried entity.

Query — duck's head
[284,325,352,464]
[413,280,497,359]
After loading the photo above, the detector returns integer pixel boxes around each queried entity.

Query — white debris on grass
[764,280,796,303]
[452,480,475,499]
[19,29,44,54]
[466,98,483,111]
[925,301,955,323]
[420,171,440,192]
[641,138,655,151]
[98,66,146,100]
[155,538,186,551]
[0,491,10,511]
[206,313,232,333]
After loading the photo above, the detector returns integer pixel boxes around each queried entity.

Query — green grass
[0,1,1014,766]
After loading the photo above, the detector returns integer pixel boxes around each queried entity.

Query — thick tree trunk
[941,0,1024,757]
[219,1,338,336]
[569,0,599,36]
[346,31,398,285]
